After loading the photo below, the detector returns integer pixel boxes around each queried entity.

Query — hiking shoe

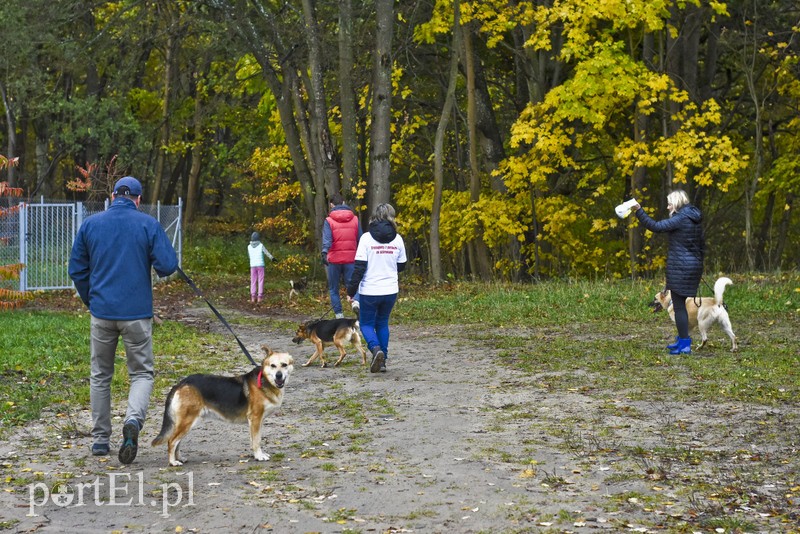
[370,347,385,374]
[118,420,140,465]
[380,362,387,373]
[91,443,110,456]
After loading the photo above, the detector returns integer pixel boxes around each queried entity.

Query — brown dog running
[292,318,367,367]
[651,276,738,351]
[151,347,293,466]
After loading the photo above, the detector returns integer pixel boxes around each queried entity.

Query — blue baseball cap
[113,176,143,196]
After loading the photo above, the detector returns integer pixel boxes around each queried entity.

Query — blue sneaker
[91,443,110,456]
[118,420,140,464]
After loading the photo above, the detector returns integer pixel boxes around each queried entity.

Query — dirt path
[1,306,797,533]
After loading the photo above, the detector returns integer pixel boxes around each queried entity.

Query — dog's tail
[150,386,178,446]
[714,277,733,306]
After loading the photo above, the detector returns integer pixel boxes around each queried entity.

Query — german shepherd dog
[292,318,367,368]
[151,347,294,466]
[651,276,738,352]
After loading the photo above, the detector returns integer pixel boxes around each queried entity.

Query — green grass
[391,272,799,405]
[2,269,798,430]
[0,309,234,433]
[1,311,90,427]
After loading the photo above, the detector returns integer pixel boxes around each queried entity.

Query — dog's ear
[262,344,274,356]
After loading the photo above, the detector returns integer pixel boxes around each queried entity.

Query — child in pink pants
[248,232,276,302]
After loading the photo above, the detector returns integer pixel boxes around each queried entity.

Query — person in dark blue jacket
[633,190,704,355]
[68,176,178,464]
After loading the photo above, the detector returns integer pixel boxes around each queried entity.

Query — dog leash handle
[177,267,259,367]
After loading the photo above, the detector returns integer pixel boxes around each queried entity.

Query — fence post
[18,202,27,291]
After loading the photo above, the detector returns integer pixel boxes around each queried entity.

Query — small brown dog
[651,276,738,351]
[292,318,367,367]
[151,346,293,466]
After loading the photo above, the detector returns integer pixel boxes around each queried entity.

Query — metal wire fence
[0,197,182,291]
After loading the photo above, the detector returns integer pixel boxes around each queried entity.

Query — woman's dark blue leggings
[671,292,690,338]
[358,293,397,358]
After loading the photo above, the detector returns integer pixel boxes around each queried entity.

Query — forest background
[1,0,799,284]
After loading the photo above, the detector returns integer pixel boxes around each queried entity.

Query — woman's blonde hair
[667,190,690,214]
[370,203,397,229]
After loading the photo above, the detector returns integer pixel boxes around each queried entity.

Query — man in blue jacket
[69,176,178,464]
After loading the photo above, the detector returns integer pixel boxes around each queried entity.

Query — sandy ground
[1,305,798,533]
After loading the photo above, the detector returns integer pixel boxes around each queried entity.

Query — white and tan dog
[651,276,738,352]
[151,347,293,466]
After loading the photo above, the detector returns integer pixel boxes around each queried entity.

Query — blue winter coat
[68,197,178,320]
[635,204,704,297]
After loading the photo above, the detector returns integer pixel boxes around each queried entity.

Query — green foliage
[183,225,310,280]
[243,145,308,246]
[397,182,530,275]
[185,232,250,274]
[1,0,799,280]
[493,1,748,278]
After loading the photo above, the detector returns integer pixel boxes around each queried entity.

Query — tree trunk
[291,68,328,243]
[338,0,358,198]
[0,82,17,186]
[466,28,520,278]
[756,190,775,269]
[680,4,701,98]
[630,31,654,278]
[744,39,763,271]
[185,68,204,225]
[463,24,492,281]
[33,120,52,197]
[368,0,394,210]
[431,0,461,283]
[775,193,793,268]
[150,32,176,204]
[82,7,101,167]
[528,186,541,279]
[701,19,720,102]
[301,0,340,201]
[163,152,187,205]
[255,55,319,244]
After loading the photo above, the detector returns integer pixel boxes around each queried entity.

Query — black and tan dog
[151,346,293,466]
[292,318,367,367]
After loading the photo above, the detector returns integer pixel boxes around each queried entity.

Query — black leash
[316,306,335,322]
[177,267,259,367]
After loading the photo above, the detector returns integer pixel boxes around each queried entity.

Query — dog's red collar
[257,369,263,388]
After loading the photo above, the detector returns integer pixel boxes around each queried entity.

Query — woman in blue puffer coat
[633,190,704,354]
